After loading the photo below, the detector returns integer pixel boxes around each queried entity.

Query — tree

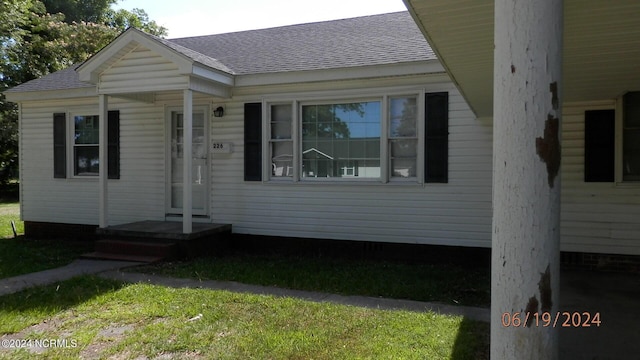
[41,0,116,24]
[0,0,166,185]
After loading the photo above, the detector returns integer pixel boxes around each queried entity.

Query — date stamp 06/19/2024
[501,311,601,328]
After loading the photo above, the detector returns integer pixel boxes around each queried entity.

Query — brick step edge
[81,252,164,264]
[95,240,178,258]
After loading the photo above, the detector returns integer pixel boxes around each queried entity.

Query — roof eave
[235,60,445,87]
[4,86,98,102]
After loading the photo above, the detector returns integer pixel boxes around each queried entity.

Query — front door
[167,107,208,216]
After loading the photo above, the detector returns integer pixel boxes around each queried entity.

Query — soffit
[405,0,640,117]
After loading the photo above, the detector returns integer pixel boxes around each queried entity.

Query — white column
[99,94,109,228]
[182,89,193,234]
[492,0,563,359]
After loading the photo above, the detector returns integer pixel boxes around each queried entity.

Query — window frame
[581,93,640,185]
[621,91,640,182]
[68,110,100,178]
[261,90,428,184]
[299,98,383,183]
[267,102,295,180]
[387,94,424,182]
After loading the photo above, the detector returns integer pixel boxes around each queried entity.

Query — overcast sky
[113,0,408,38]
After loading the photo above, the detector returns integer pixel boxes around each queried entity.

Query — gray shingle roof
[6,12,435,94]
[170,12,434,75]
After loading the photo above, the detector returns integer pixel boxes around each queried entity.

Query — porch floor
[86,221,232,263]
[96,220,232,242]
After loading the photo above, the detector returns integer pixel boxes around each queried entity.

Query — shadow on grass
[0,183,19,203]
[451,317,490,360]
[0,238,94,279]
[137,252,492,307]
[0,275,126,334]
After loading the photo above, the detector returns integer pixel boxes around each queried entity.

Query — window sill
[615,181,640,188]
[262,179,425,186]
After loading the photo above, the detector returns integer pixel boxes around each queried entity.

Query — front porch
[84,221,232,263]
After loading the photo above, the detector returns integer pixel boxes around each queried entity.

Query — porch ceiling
[404,0,640,117]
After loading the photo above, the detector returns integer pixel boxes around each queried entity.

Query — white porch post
[182,89,193,234]
[99,94,109,228]
[492,0,563,359]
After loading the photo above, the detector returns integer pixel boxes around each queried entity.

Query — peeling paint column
[99,94,109,228]
[492,0,562,358]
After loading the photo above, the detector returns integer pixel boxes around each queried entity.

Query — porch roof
[404,0,640,117]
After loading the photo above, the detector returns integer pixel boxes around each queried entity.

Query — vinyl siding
[560,101,640,255]
[19,79,640,254]
[98,45,187,94]
[211,79,494,247]
[20,75,494,247]
[19,97,167,225]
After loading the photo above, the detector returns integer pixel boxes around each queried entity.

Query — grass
[0,201,93,280]
[0,276,489,359]
[0,202,23,239]
[135,254,491,307]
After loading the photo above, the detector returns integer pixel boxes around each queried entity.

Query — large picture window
[302,101,381,179]
[248,91,447,184]
[73,115,100,176]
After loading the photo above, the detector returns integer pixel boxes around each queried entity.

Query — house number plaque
[211,142,233,154]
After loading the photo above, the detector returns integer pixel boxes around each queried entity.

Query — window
[270,104,293,178]
[73,115,100,176]
[302,101,381,179]
[623,91,640,181]
[584,109,615,182]
[389,96,418,178]
[243,92,448,184]
[53,111,119,179]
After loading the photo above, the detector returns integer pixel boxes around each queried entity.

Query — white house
[4,11,639,259]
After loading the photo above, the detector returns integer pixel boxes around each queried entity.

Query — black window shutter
[425,92,449,183]
[108,110,120,179]
[244,103,262,181]
[584,109,615,182]
[53,113,66,178]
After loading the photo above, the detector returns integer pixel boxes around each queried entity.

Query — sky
[113,0,408,38]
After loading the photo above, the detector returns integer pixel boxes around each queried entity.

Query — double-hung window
[73,114,100,176]
[53,111,119,179]
[389,96,418,179]
[270,104,294,178]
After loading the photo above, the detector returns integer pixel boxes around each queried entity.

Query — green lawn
[0,202,93,280]
[0,202,23,239]
[135,254,491,307]
[0,276,489,359]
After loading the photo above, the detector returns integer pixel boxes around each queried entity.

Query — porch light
[213,106,224,117]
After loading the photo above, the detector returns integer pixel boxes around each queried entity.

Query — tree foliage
[0,0,167,184]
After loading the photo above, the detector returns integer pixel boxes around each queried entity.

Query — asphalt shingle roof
[6,12,435,93]
[169,11,434,75]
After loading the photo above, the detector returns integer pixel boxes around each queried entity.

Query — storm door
[167,107,209,215]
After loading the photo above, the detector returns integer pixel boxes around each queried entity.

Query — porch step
[81,252,164,264]
[91,221,233,260]
[82,239,178,263]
